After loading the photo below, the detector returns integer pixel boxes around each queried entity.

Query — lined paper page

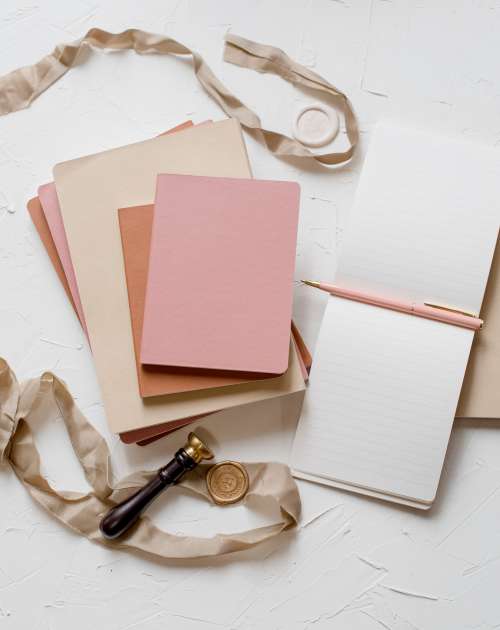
[291,297,473,504]
[336,122,500,314]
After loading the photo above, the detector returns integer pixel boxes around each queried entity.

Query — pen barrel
[316,284,482,331]
[99,449,196,540]
[416,304,482,330]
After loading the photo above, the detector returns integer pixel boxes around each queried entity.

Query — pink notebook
[38,182,88,335]
[141,175,300,375]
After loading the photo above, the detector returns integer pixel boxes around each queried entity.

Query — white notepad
[291,121,500,508]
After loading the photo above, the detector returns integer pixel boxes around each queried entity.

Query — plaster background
[1,1,499,628]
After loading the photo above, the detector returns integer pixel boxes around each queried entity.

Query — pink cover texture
[141,175,300,374]
[38,182,88,335]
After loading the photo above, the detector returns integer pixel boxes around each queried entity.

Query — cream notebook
[54,119,305,433]
[291,122,500,509]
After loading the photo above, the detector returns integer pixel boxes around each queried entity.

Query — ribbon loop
[0,358,21,464]
[223,33,359,165]
[0,357,301,559]
[0,28,358,167]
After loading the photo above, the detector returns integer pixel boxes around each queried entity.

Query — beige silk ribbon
[0,28,358,166]
[0,358,300,559]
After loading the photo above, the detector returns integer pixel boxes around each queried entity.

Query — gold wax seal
[206,461,249,505]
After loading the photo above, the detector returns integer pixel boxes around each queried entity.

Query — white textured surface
[0,1,499,628]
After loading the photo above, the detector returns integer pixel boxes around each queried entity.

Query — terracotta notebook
[141,175,300,375]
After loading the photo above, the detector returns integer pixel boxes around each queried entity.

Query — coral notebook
[141,175,300,375]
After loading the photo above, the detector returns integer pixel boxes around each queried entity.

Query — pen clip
[423,302,479,318]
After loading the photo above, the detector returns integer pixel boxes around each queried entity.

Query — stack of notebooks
[28,119,310,444]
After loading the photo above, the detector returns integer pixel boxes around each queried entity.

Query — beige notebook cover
[456,232,500,419]
[53,119,305,433]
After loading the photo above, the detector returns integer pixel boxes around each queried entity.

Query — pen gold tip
[301,280,321,289]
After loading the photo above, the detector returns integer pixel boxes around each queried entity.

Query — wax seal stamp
[99,432,214,539]
[206,461,249,505]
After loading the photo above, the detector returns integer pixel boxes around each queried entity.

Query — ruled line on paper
[291,297,473,503]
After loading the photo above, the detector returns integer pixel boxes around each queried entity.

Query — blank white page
[291,296,473,504]
[336,122,500,314]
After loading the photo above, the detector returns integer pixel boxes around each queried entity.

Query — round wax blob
[293,104,339,148]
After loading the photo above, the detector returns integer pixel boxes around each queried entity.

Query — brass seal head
[206,461,249,505]
[184,432,214,464]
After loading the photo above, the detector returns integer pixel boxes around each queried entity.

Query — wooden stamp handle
[99,449,195,540]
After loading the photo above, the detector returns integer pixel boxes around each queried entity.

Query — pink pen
[301,280,483,332]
